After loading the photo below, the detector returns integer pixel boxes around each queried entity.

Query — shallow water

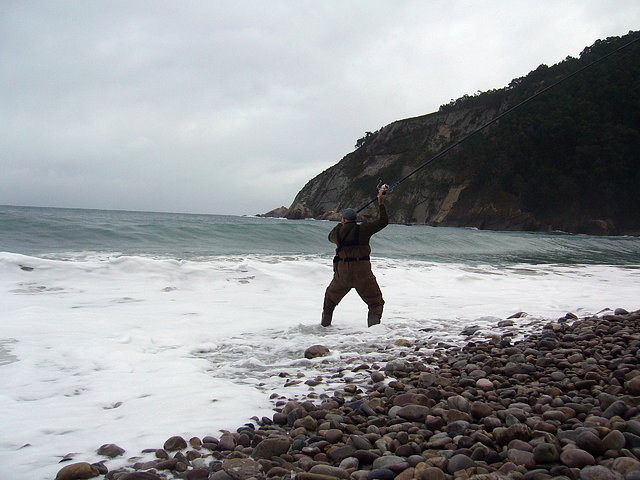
[1,205,639,479]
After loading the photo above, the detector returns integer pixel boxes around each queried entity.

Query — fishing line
[356,34,640,214]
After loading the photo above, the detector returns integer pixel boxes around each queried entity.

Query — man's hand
[378,187,387,204]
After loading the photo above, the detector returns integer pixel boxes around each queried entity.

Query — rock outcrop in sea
[56,309,640,480]
[257,207,289,218]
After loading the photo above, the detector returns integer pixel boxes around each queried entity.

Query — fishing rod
[356,34,640,214]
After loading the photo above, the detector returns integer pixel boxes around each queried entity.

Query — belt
[336,256,370,262]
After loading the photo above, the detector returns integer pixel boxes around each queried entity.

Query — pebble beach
[53,308,640,480]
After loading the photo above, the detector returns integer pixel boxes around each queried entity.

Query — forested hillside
[282,31,640,235]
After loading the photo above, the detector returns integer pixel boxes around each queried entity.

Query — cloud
[1,0,638,214]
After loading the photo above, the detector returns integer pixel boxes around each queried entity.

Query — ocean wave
[2,205,640,264]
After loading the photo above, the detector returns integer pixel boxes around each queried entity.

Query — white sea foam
[0,251,638,479]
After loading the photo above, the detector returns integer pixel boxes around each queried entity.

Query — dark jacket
[329,204,388,260]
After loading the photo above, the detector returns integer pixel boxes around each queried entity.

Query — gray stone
[420,467,446,480]
[373,455,406,469]
[309,464,351,479]
[304,345,331,359]
[325,428,344,443]
[521,469,552,480]
[96,443,125,457]
[623,432,640,449]
[476,378,494,390]
[222,458,263,480]
[328,445,357,463]
[576,430,605,456]
[385,359,410,375]
[353,449,380,465]
[627,376,640,395]
[626,420,640,436]
[119,473,165,480]
[367,468,396,480]
[470,401,494,419]
[163,435,188,451]
[294,415,318,431]
[611,457,640,475]
[447,395,470,412]
[446,420,470,437]
[186,468,210,480]
[602,429,625,451]
[507,449,535,468]
[55,462,100,480]
[560,448,595,468]
[393,392,430,406]
[533,443,560,464]
[349,435,373,450]
[155,459,179,470]
[446,454,475,473]
[579,466,624,480]
[508,439,533,452]
[339,457,360,470]
[304,344,330,359]
[218,432,236,451]
[542,410,567,422]
[602,400,627,419]
[419,372,437,387]
[425,415,445,431]
[396,404,430,422]
[494,424,532,444]
[461,325,481,336]
[252,436,291,459]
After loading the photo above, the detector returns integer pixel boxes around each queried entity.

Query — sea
[1,204,639,479]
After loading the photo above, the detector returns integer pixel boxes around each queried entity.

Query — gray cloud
[1,1,638,214]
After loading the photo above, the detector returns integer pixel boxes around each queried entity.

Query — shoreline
[55,309,640,480]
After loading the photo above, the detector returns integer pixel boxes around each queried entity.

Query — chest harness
[333,223,370,270]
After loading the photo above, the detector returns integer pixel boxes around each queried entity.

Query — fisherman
[322,186,388,327]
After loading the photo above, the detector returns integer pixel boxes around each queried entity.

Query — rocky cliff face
[283,102,630,235]
[285,105,547,230]
[285,106,490,222]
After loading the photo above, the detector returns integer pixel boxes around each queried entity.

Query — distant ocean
[1,204,639,479]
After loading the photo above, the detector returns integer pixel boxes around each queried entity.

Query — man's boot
[367,313,381,327]
[321,311,333,327]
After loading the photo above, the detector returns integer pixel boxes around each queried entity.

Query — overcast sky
[1,1,638,215]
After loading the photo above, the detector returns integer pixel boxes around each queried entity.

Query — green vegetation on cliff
[440,31,640,232]
[286,31,640,235]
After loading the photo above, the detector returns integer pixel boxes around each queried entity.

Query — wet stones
[252,436,291,459]
[559,446,596,468]
[576,430,606,456]
[218,432,236,451]
[627,376,640,395]
[533,442,560,463]
[163,435,188,451]
[96,443,125,458]
[53,308,640,480]
[384,359,410,376]
[55,462,100,480]
[304,345,330,359]
[396,404,430,422]
[446,454,476,473]
[309,464,350,479]
[470,401,494,420]
[222,457,262,480]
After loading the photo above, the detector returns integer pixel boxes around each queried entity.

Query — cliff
[281,31,640,236]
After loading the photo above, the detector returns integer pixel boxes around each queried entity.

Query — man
[322,188,389,327]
